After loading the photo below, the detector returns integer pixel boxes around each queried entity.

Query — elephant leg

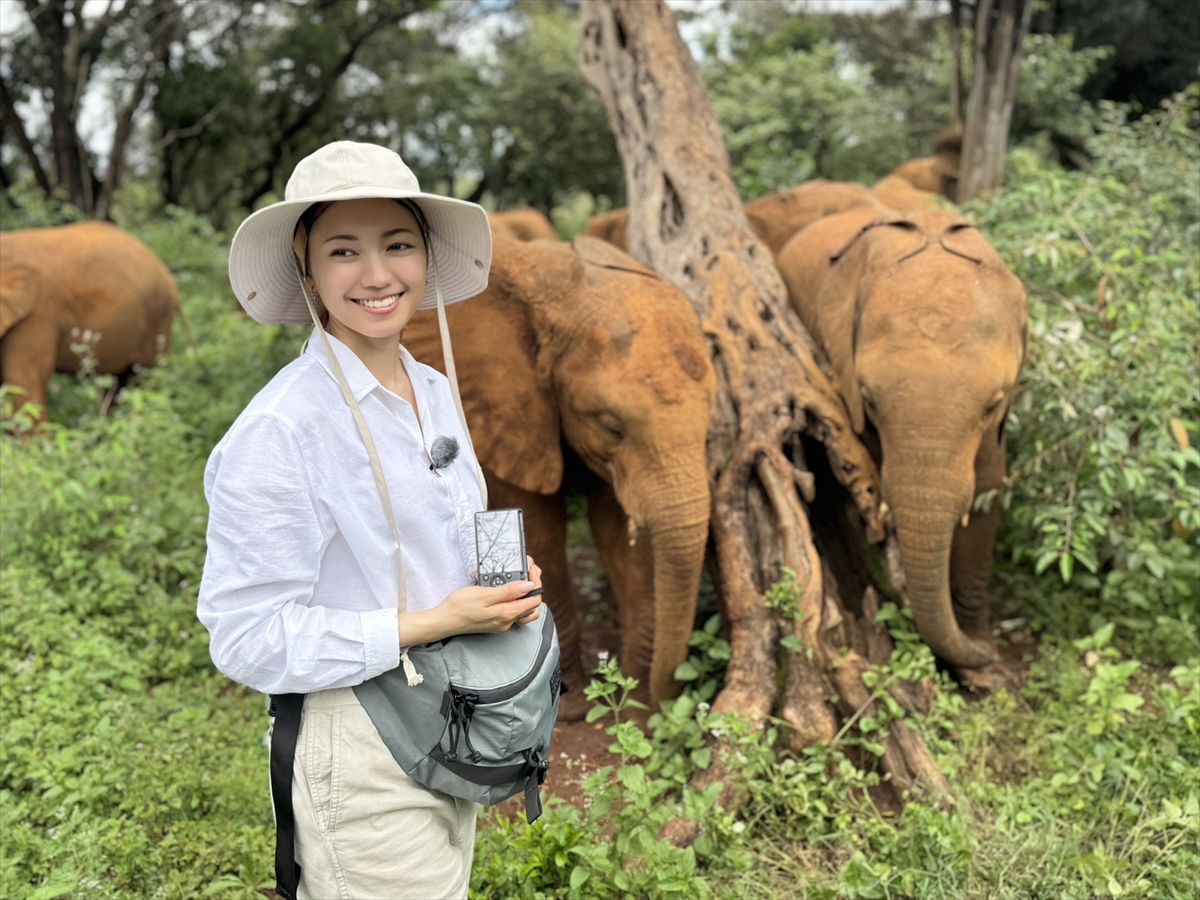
[950,428,1006,640]
[482,473,590,720]
[0,317,58,420]
[587,485,656,686]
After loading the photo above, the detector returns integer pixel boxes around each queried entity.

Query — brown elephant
[0,221,177,417]
[581,208,630,252]
[870,175,943,213]
[406,233,716,717]
[885,127,962,201]
[488,207,558,242]
[584,178,909,262]
[776,207,1027,670]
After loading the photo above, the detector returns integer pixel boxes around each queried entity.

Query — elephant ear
[0,262,38,339]
[569,235,658,280]
[405,236,576,495]
[819,214,926,434]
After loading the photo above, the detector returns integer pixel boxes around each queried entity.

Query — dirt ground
[509,541,626,812]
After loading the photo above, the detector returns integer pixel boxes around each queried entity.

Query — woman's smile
[351,293,403,312]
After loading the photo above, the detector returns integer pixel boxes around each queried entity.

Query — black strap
[269,694,305,900]
[428,745,549,824]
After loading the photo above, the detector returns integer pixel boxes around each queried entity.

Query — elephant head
[784,209,1027,669]
[406,233,716,704]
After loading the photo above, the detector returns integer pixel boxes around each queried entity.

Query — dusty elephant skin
[0,221,178,418]
[778,207,1028,671]
[406,233,716,718]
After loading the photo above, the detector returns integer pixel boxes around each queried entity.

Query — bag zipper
[449,609,555,704]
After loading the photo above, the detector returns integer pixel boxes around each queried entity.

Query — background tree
[579,0,949,834]
[1,0,186,219]
[152,0,432,227]
[958,0,1033,200]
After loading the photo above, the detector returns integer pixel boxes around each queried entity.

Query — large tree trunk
[958,0,1033,201]
[578,0,950,840]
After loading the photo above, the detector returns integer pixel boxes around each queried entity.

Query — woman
[197,141,543,899]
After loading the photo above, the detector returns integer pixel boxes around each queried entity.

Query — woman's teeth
[355,294,400,309]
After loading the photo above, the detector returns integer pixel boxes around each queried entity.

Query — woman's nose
[362,251,393,288]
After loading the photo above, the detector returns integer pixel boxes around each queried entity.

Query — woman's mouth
[352,293,401,312]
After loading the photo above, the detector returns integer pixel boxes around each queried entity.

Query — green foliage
[0,195,301,898]
[707,39,915,198]
[968,86,1200,662]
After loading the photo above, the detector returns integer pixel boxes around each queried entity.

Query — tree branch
[0,76,52,195]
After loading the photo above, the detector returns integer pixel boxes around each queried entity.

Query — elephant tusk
[627,518,639,547]
[961,512,970,528]
[878,501,889,521]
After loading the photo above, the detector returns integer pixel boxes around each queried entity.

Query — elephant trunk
[640,487,711,705]
[889,473,998,669]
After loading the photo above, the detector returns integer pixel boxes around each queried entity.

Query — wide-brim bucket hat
[229,141,491,324]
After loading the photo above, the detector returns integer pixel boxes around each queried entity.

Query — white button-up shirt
[197,329,484,695]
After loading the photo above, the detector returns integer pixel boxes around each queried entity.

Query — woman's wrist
[397,607,453,648]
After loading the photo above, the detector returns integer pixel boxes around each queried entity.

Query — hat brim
[229,186,492,325]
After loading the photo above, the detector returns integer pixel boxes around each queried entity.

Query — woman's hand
[513,556,542,626]
[397,555,544,646]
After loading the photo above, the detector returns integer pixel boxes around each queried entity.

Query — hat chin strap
[291,232,489,687]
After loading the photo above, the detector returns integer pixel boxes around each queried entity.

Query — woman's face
[305,198,427,343]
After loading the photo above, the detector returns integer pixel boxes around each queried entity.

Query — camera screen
[476,510,524,576]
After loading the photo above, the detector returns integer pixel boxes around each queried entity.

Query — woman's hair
[294,198,432,275]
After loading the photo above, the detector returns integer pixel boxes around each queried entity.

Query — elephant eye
[984,392,1006,418]
[596,414,624,441]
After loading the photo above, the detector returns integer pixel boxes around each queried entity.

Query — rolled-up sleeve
[197,414,400,694]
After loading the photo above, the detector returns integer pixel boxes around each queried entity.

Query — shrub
[968,86,1200,663]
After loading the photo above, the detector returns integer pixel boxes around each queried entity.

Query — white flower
[597,650,610,663]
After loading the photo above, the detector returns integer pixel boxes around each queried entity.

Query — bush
[967,86,1200,663]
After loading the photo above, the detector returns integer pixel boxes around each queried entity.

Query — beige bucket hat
[228,141,491,324]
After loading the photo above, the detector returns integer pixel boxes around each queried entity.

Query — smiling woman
[199,142,557,900]
[302,199,430,402]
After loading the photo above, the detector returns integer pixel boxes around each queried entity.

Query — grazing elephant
[776,207,1027,670]
[885,127,962,201]
[488,207,558,242]
[406,233,716,717]
[0,221,177,417]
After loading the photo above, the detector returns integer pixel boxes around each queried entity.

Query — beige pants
[275,687,476,900]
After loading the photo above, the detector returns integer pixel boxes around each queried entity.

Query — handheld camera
[474,509,529,588]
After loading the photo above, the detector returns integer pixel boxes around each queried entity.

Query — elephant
[488,207,559,242]
[885,127,962,201]
[0,221,178,418]
[776,206,1027,671]
[405,232,716,718]
[581,208,629,252]
[870,175,943,213]
[583,178,925,262]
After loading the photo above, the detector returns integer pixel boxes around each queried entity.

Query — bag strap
[268,693,305,900]
[290,233,489,685]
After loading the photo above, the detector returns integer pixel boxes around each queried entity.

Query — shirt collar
[304,327,440,405]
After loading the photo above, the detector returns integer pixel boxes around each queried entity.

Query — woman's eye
[330,248,355,257]
[388,242,413,252]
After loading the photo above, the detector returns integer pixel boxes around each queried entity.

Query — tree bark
[959,0,1033,201]
[949,0,965,129]
[578,0,949,841]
